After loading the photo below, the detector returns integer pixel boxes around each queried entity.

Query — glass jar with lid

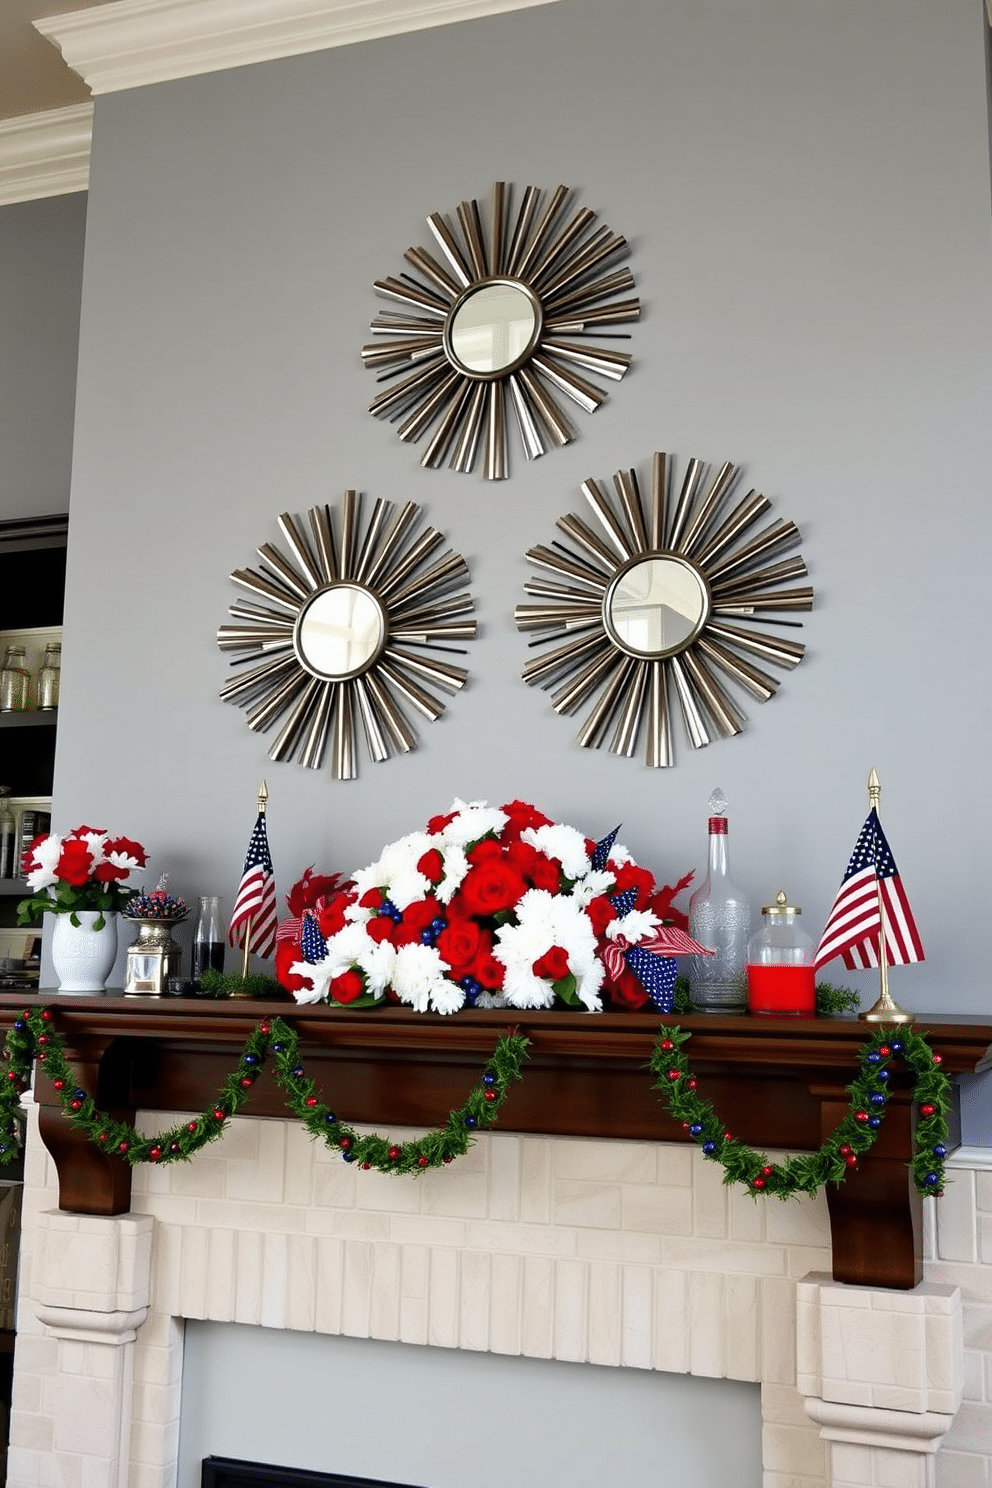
[36,641,61,710]
[746,890,816,1017]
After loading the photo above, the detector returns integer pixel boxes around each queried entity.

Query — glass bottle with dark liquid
[191,895,225,984]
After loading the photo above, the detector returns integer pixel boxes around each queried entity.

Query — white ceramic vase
[50,911,118,994]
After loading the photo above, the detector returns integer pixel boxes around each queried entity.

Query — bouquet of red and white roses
[17,826,148,928]
[275,799,704,1015]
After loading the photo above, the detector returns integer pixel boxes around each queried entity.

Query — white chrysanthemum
[385,865,432,912]
[320,921,394,996]
[24,832,62,892]
[435,844,468,905]
[437,800,507,849]
[495,888,605,1012]
[343,899,374,924]
[352,831,432,904]
[606,908,660,944]
[521,823,591,881]
[475,990,510,1010]
[569,869,615,907]
[430,976,466,1017]
[391,943,450,1013]
[103,846,143,875]
[75,829,109,857]
[608,843,633,867]
[289,961,334,1005]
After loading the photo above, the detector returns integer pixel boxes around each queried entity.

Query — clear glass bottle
[191,895,225,985]
[747,890,816,1017]
[36,641,61,710]
[0,790,16,880]
[687,788,752,1014]
[0,646,30,712]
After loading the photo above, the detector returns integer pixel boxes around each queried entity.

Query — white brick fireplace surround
[7,1102,991,1488]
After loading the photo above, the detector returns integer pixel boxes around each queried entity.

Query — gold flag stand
[860,768,915,1025]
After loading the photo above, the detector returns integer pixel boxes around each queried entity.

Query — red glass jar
[747,890,815,1017]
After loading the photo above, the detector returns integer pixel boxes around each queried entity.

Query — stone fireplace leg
[796,1272,963,1488]
[16,1210,154,1488]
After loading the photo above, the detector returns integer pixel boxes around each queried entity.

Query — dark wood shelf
[1,994,989,1291]
[0,713,56,731]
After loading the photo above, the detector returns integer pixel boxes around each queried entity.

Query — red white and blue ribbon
[605,889,712,1012]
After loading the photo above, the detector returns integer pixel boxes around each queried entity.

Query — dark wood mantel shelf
[2,994,990,1291]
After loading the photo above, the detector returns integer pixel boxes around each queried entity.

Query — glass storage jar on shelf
[746,890,816,1017]
[0,646,30,712]
[36,641,61,710]
[687,788,751,1014]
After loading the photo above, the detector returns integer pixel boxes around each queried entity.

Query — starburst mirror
[217,492,476,779]
[516,453,813,766]
[362,182,639,479]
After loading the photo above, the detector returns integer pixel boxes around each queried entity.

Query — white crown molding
[0,103,93,207]
[945,1144,992,1171]
[35,0,563,96]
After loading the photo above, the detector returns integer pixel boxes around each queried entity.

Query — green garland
[0,1008,528,1176]
[0,1009,952,1197]
[650,1023,952,1198]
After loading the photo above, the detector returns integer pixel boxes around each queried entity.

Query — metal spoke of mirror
[217,493,476,779]
[363,182,639,479]
[516,453,813,766]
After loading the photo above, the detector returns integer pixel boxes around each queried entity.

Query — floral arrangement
[17,826,148,928]
[122,875,188,922]
[275,799,702,1015]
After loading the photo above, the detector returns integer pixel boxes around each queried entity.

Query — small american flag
[229,811,278,959]
[815,808,924,971]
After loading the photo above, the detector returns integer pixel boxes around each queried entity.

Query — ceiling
[1,0,107,120]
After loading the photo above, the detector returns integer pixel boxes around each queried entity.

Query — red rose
[318,891,356,938]
[529,856,561,893]
[467,838,502,865]
[586,895,618,938]
[366,917,395,945]
[437,919,482,971]
[426,809,458,834]
[459,860,526,918]
[471,951,505,990]
[275,939,313,995]
[506,840,538,877]
[533,945,570,981]
[401,898,442,933]
[359,887,385,910]
[417,849,444,883]
[55,839,95,886]
[605,966,650,1011]
[500,800,553,841]
[330,969,365,1005]
[611,862,655,904]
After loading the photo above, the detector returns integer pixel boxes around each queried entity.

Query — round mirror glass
[605,556,709,659]
[295,584,384,680]
[446,281,540,376]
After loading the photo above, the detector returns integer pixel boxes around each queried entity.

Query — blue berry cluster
[420,914,447,946]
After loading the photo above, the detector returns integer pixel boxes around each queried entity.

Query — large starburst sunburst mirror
[362,182,640,479]
[217,493,476,779]
[515,453,813,767]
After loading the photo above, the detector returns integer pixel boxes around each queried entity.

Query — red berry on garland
[260,1024,271,1035]
[339,1136,352,1150]
[150,1147,162,1161]
[920,1103,936,1118]
[845,1154,858,1168]
[37,1053,45,1063]
[661,1039,674,1051]
[752,1177,766,1189]
[417,1156,429,1168]
[687,1078,698,1090]
[723,1131,733,1141]
[762,1166,774,1176]
[240,1077,253,1089]
[855,1111,869,1123]
[305,1097,318,1107]
[5,1072,17,1083]
[98,1132,109,1143]
[70,1100,82,1111]
[118,1141,129,1153]
[682,1122,690,1130]
[170,1142,180,1152]
[839,1144,852,1156]
[53,1079,65,1091]
[388,1146,401,1160]
[188,1122,197,1132]
[37,1035,49,1046]
[41,1010,51,1022]
[361,1162,371,1171]
[667,1069,681,1082]
[878,1045,891,1057]
[443,1155,453,1164]
[933,1053,943,1065]
[213,1109,225,1122]
[484,1090,497,1102]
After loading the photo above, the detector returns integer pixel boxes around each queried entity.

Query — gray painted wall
[61,0,992,1036]
[0,192,87,521]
